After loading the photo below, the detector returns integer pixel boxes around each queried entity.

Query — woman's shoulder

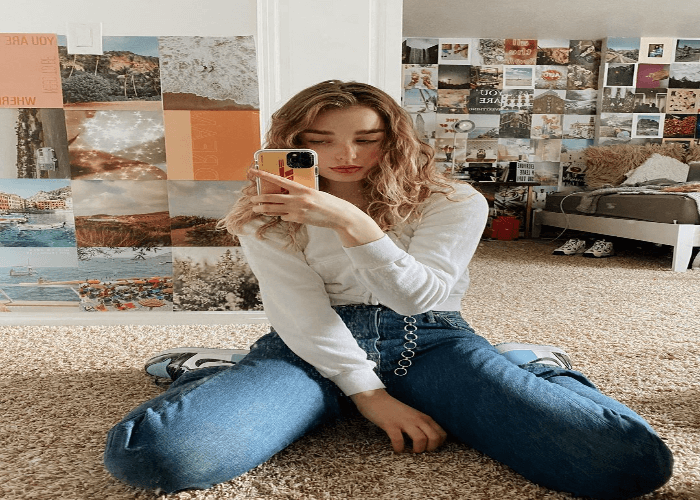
[426,181,487,207]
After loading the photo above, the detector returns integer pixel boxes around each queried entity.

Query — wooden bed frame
[532,209,700,272]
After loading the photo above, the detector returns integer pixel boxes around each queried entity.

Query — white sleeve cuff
[343,234,405,269]
[329,368,386,396]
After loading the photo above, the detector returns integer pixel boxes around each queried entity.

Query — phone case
[254,149,319,195]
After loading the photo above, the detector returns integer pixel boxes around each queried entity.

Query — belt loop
[425,310,436,323]
[394,315,418,377]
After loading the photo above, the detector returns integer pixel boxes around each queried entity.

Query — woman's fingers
[250,168,308,192]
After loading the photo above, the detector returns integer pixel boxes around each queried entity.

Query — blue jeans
[104,305,672,498]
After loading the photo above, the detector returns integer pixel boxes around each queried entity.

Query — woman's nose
[336,143,357,161]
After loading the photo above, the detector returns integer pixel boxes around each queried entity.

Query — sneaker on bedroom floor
[145,347,250,383]
[552,238,587,255]
[494,342,573,369]
[583,240,614,258]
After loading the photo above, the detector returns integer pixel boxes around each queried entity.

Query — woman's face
[298,105,386,184]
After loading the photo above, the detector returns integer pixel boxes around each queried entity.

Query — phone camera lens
[287,151,314,168]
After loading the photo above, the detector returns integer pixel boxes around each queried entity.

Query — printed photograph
[562,115,596,139]
[675,39,700,63]
[638,38,674,64]
[0,108,70,179]
[470,66,503,89]
[569,40,601,67]
[501,89,533,111]
[409,112,437,143]
[535,66,568,90]
[605,64,636,87]
[402,38,439,65]
[65,110,166,180]
[636,64,670,88]
[503,39,537,65]
[163,110,260,181]
[530,186,560,209]
[438,64,471,89]
[633,88,667,113]
[465,114,500,139]
[434,137,468,164]
[496,138,534,162]
[173,246,261,312]
[473,39,505,65]
[71,180,171,248]
[75,247,173,312]
[669,64,700,88]
[435,114,470,138]
[531,114,563,139]
[605,38,640,63]
[0,33,63,109]
[159,36,258,111]
[403,88,438,113]
[58,36,162,111]
[452,162,500,182]
[403,65,438,90]
[0,178,75,248]
[499,110,531,139]
[532,90,566,114]
[532,139,563,163]
[565,89,597,115]
[567,64,599,90]
[667,89,699,112]
[168,181,242,247]
[439,39,472,64]
[664,113,697,138]
[503,67,535,88]
[536,39,570,66]
[465,139,499,162]
[601,87,635,113]
[467,89,502,114]
[532,161,560,186]
[632,114,663,138]
[437,89,469,113]
[0,247,80,313]
[598,113,633,138]
[560,138,593,187]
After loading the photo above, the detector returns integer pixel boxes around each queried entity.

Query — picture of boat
[16,221,67,231]
[0,215,28,224]
[9,265,36,277]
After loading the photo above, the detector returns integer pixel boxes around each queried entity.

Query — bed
[532,160,700,272]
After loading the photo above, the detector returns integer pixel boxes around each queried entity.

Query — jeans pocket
[432,310,471,330]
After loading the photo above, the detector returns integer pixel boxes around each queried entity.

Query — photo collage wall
[401,36,700,223]
[0,33,262,314]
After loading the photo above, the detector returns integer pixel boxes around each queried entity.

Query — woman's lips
[330,166,363,174]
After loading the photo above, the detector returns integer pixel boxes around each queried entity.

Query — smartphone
[254,149,319,195]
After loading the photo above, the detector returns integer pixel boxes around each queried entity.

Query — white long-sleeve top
[237,182,489,396]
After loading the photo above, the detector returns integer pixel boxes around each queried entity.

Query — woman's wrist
[333,209,385,248]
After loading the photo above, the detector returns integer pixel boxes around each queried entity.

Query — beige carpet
[2,238,699,500]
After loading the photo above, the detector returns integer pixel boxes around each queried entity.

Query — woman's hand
[351,389,447,453]
[249,169,385,247]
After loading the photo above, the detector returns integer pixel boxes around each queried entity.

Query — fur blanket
[576,181,700,216]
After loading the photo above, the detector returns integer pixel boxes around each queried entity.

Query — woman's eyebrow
[301,129,333,135]
[356,128,385,135]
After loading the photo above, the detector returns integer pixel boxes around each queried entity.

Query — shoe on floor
[583,240,614,258]
[494,342,573,369]
[145,347,250,383]
[552,238,586,255]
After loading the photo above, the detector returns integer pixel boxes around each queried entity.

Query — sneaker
[552,238,586,255]
[145,347,250,383]
[494,342,573,369]
[583,240,614,258]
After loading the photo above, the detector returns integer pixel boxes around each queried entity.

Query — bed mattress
[544,192,700,225]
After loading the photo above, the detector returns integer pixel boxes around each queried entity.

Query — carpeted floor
[2,238,699,500]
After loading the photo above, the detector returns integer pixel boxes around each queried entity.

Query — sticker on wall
[0,33,63,109]
[57,36,162,111]
[403,88,438,113]
[632,113,663,138]
[0,179,76,248]
[531,114,562,139]
[438,65,471,90]
[159,36,258,111]
[560,139,592,187]
[71,180,171,248]
[633,88,667,112]
[598,113,633,138]
[437,89,469,113]
[503,39,537,65]
[601,87,635,113]
[163,110,260,180]
[473,39,505,66]
[503,66,535,89]
[532,90,566,114]
[173,246,261,312]
[499,110,531,139]
[501,89,533,111]
[76,247,173,312]
[638,38,675,64]
[64,110,166,180]
[408,112,437,143]
[667,89,699,112]
[565,89,597,115]
[403,65,438,90]
[562,115,596,139]
[663,113,697,138]
[636,64,670,88]
[604,38,640,63]
[168,180,243,247]
[536,39,571,66]
[605,64,636,87]
[669,64,700,89]
[535,66,568,90]
[0,108,70,179]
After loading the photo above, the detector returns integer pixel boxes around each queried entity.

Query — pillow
[621,153,689,185]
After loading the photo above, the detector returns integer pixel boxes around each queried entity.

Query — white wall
[403,0,700,39]
[1,0,257,36]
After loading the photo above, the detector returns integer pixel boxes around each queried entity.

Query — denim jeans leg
[381,312,672,500]
[104,331,346,494]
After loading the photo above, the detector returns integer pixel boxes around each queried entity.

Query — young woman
[104,80,672,499]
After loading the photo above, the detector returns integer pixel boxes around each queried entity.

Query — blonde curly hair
[218,80,454,246]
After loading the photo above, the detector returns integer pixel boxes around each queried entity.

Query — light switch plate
[66,22,103,55]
